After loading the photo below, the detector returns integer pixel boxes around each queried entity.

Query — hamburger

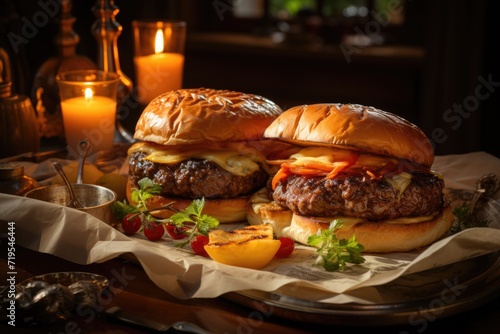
[248,103,454,252]
[127,88,283,223]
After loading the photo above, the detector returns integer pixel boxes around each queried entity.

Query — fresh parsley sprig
[170,198,220,247]
[307,220,365,272]
[112,178,163,222]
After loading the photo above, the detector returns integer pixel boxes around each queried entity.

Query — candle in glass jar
[134,28,184,105]
[60,88,116,154]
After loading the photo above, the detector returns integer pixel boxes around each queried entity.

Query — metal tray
[224,251,500,326]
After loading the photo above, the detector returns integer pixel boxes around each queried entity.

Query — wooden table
[1,241,499,334]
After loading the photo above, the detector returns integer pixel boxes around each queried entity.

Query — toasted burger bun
[129,88,284,223]
[283,207,454,253]
[264,103,434,168]
[134,88,283,145]
[248,191,454,253]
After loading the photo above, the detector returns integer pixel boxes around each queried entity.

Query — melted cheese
[289,147,400,169]
[290,147,339,165]
[290,147,354,166]
[129,142,267,176]
[386,172,413,204]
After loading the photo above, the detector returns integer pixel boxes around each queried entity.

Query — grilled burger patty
[129,152,268,199]
[272,172,445,220]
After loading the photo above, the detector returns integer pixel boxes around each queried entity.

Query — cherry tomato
[144,223,165,241]
[191,235,209,257]
[166,224,188,240]
[121,213,142,235]
[274,237,295,258]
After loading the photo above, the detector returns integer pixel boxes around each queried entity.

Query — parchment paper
[1,151,499,301]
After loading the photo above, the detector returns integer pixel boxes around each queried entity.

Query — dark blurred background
[1,0,498,158]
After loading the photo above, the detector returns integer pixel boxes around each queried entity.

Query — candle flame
[84,88,93,102]
[155,29,164,54]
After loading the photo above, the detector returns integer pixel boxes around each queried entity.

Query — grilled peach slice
[204,224,280,269]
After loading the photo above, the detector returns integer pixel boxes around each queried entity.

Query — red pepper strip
[271,167,291,189]
[365,170,376,179]
[325,161,351,179]
[288,166,328,176]
[272,161,350,189]
[301,161,339,172]
[272,165,318,189]
[271,151,360,189]
[363,161,398,179]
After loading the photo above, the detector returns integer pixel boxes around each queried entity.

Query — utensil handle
[53,161,83,208]
[77,139,91,184]
[105,306,212,333]
[105,306,171,332]
[53,161,72,188]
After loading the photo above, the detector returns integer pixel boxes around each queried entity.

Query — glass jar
[0,163,39,196]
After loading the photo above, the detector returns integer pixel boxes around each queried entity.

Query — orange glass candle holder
[56,70,119,158]
[132,20,186,105]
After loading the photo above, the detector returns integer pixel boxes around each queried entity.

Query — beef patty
[129,152,268,199]
[272,172,445,220]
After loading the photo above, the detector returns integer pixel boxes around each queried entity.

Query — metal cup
[25,184,117,225]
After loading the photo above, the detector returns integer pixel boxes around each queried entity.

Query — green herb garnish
[307,220,365,272]
[171,198,220,247]
[112,177,219,242]
[132,178,164,209]
[450,205,489,234]
[112,178,163,221]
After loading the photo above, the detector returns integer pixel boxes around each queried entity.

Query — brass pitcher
[0,47,40,159]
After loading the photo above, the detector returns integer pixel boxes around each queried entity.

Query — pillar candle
[134,52,184,105]
[60,93,116,154]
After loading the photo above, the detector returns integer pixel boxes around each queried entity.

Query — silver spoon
[53,161,84,208]
[76,139,91,184]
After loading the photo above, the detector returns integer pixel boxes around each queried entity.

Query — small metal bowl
[24,184,117,225]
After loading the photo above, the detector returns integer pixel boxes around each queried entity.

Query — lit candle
[134,27,185,105]
[60,88,117,154]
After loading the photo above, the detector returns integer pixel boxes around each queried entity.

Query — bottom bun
[283,206,454,253]
[127,179,248,223]
[247,188,293,235]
